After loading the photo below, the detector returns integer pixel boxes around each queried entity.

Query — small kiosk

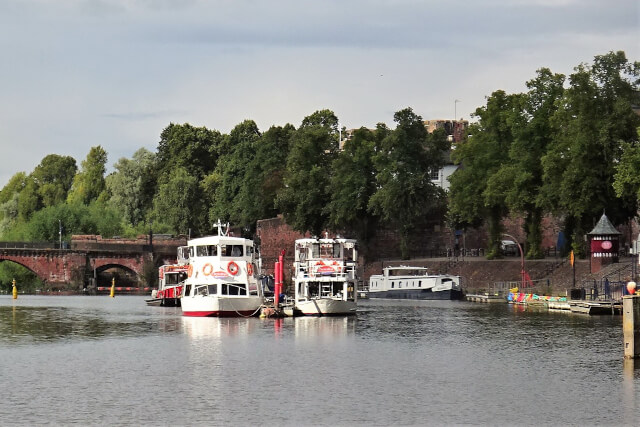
[588,213,620,274]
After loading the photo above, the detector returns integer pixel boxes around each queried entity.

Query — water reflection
[180,316,258,339]
[293,315,356,338]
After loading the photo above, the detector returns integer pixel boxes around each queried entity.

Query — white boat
[180,221,264,317]
[146,246,189,307]
[368,266,463,300]
[293,237,358,315]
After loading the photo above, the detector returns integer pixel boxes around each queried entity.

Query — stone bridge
[0,235,186,291]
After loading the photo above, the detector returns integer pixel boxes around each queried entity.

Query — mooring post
[622,294,640,359]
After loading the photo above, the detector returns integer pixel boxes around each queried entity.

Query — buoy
[12,278,17,299]
[627,281,636,295]
[110,278,115,298]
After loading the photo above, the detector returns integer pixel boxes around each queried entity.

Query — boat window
[197,285,208,296]
[332,243,340,258]
[222,283,247,295]
[344,247,354,261]
[248,283,258,296]
[196,245,217,257]
[207,284,217,295]
[189,246,195,258]
[391,281,395,288]
[184,284,192,296]
[311,243,320,258]
[165,273,180,286]
[221,245,243,257]
[318,243,337,258]
[418,281,421,287]
[399,281,402,288]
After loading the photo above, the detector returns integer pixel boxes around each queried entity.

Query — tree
[155,123,222,181]
[369,108,448,259]
[276,110,339,236]
[541,51,640,255]
[106,148,157,227]
[151,167,202,235]
[449,91,518,257]
[209,120,262,231]
[32,154,77,207]
[326,126,380,245]
[497,69,565,258]
[235,124,295,231]
[67,146,108,205]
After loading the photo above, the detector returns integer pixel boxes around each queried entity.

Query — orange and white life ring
[187,264,193,277]
[202,263,213,276]
[227,261,239,276]
[247,263,254,276]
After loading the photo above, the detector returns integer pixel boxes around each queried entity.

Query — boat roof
[188,235,252,246]
[295,237,357,244]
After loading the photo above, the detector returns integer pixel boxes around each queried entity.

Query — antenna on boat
[214,219,229,236]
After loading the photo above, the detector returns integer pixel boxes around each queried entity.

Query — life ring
[247,263,254,276]
[202,263,213,276]
[187,265,193,278]
[227,261,239,276]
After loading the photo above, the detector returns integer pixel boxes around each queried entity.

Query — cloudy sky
[0,0,638,187]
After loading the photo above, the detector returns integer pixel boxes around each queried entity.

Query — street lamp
[503,233,525,289]
[58,220,62,249]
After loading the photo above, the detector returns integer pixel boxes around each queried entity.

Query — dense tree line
[0,51,638,289]
[449,51,640,258]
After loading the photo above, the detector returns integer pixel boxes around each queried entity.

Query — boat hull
[146,297,181,307]
[295,298,357,316]
[181,295,263,317]
[367,288,463,300]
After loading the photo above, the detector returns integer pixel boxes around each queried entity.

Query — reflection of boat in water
[293,237,358,316]
[368,266,463,300]
[146,258,188,307]
[293,316,355,338]
[181,316,257,339]
[181,221,264,317]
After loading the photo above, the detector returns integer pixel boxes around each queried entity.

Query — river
[0,295,637,426]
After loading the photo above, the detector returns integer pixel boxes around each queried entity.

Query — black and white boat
[368,266,463,300]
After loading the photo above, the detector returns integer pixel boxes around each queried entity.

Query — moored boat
[293,237,358,315]
[368,266,463,300]
[180,221,264,317]
[145,263,189,307]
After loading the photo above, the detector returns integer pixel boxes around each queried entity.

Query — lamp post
[503,233,525,289]
[58,220,62,249]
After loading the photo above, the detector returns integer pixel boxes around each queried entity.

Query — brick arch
[0,250,86,286]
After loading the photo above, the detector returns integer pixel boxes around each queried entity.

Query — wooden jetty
[568,300,622,315]
[466,293,505,303]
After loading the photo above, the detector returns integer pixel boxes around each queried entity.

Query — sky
[0,0,638,187]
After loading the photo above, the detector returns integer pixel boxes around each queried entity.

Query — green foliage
[542,51,639,239]
[326,126,380,244]
[156,123,222,181]
[209,120,262,231]
[277,109,339,236]
[368,108,448,259]
[32,154,77,207]
[67,146,108,205]
[151,167,203,235]
[107,148,157,227]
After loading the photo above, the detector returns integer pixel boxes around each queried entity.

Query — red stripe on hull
[182,310,257,317]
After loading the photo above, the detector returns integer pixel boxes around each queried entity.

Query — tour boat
[146,263,188,307]
[368,266,463,300]
[146,245,189,306]
[293,237,358,315]
[180,221,264,317]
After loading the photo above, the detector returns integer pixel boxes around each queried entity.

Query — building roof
[587,213,620,235]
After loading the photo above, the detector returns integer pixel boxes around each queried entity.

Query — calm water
[0,295,637,426]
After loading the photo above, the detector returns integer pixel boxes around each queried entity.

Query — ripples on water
[0,296,637,426]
